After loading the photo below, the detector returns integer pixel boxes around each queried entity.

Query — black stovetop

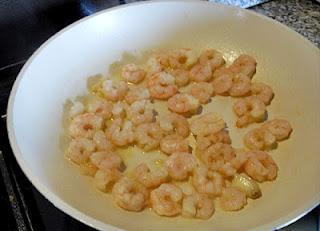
[0,1,318,231]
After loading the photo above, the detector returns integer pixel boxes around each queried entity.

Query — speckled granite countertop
[252,0,320,47]
[212,0,320,47]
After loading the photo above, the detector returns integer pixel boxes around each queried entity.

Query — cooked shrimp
[147,53,169,75]
[107,118,134,147]
[182,193,215,219]
[158,112,190,138]
[150,183,183,216]
[94,169,122,192]
[135,123,163,151]
[69,101,84,118]
[160,134,189,155]
[90,151,122,171]
[190,82,214,104]
[199,49,225,71]
[229,54,257,78]
[179,48,198,67]
[122,63,146,84]
[93,130,114,151]
[243,128,276,150]
[262,119,292,141]
[200,143,236,176]
[112,177,148,212]
[192,166,225,196]
[211,73,233,95]
[212,66,234,79]
[112,102,127,119]
[168,48,197,68]
[165,152,197,180]
[190,113,226,136]
[219,187,247,211]
[126,100,154,125]
[243,150,278,182]
[233,96,266,128]
[147,72,178,100]
[251,82,274,105]
[171,68,190,87]
[102,80,128,102]
[196,130,231,154]
[167,50,187,69]
[133,163,168,188]
[67,138,95,165]
[231,150,251,170]
[229,73,251,97]
[190,63,212,82]
[68,113,103,138]
[79,161,98,176]
[87,98,113,119]
[168,93,200,115]
[125,87,150,104]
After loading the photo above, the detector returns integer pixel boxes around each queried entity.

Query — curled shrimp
[212,66,234,79]
[86,98,113,119]
[93,130,114,151]
[90,151,122,171]
[168,93,200,115]
[231,150,251,171]
[107,118,134,147]
[199,49,225,71]
[262,119,292,141]
[150,183,183,216]
[147,72,178,100]
[158,112,190,138]
[133,163,168,188]
[79,161,98,177]
[233,96,266,128]
[171,68,190,87]
[165,152,197,181]
[192,166,225,196]
[112,177,148,212]
[69,101,85,118]
[182,193,215,219]
[67,138,95,165]
[196,130,231,155]
[190,82,214,104]
[135,123,163,151]
[219,187,247,211]
[94,169,122,192]
[229,54,257,78]
[251,82,274,105]
[160,134,189,155]
[229,73,251,97]
[168,48,197,68]
[211,73,233,95]
[122,63,146,84]
[68,113,103,138]
[146,53,169,75]
[101,80,128,102]
[190,113,226,136]
[200,143,236,177]
[190,63,212,82]
[243,150,278,182]
[126,100,154,125]
[243,127,276,150]
[112,102,127,119]
[125,87,150,104]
